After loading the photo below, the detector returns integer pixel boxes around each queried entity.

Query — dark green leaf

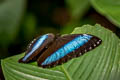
[1,24,120,80]
[91,0,120,28]
[0,0,26,46]
[65,0,90,20]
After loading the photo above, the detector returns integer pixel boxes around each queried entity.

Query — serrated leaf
[1,24,120,80]
[0,0,26,46]
[91,0,120,28]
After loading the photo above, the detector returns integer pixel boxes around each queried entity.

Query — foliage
[91,0,120,28]
[1,24,120,80]
[66,0,90,20]
[0,0,26,46]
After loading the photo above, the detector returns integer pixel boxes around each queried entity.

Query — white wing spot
[31,39,36,43]
[28,44,32,48]
[83,34,88,36]
[79,53,82,55]
[97,41,100,44]
[29,44,31,46]
[85,49,87,52]
[94,44,96,47]
[31,41,34,43]
[99,40,101,42]
[89,47,92,50]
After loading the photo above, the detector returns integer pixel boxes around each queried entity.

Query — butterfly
[19,33,102,68]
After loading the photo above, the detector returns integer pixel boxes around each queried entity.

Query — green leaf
[65,0,90,20]
[1,24,120,80]
[22,13,36,39]
[0,0,26,46]
[91,0,120,28]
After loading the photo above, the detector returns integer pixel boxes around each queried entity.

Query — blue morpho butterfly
[19,33,102,68]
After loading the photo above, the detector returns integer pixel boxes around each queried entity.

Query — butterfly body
[19,33,102,68]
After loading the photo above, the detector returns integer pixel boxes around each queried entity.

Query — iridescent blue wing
[37,34,102,68]
[19,33,55,63]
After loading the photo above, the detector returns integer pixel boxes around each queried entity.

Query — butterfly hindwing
[37,34,102,68]
[19,33,55,63]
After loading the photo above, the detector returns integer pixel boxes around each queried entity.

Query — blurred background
[0,0,120,79]
[0,0,93,60]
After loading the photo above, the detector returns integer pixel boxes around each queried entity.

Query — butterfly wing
[37,34,102,68]
[19,33,55,63]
